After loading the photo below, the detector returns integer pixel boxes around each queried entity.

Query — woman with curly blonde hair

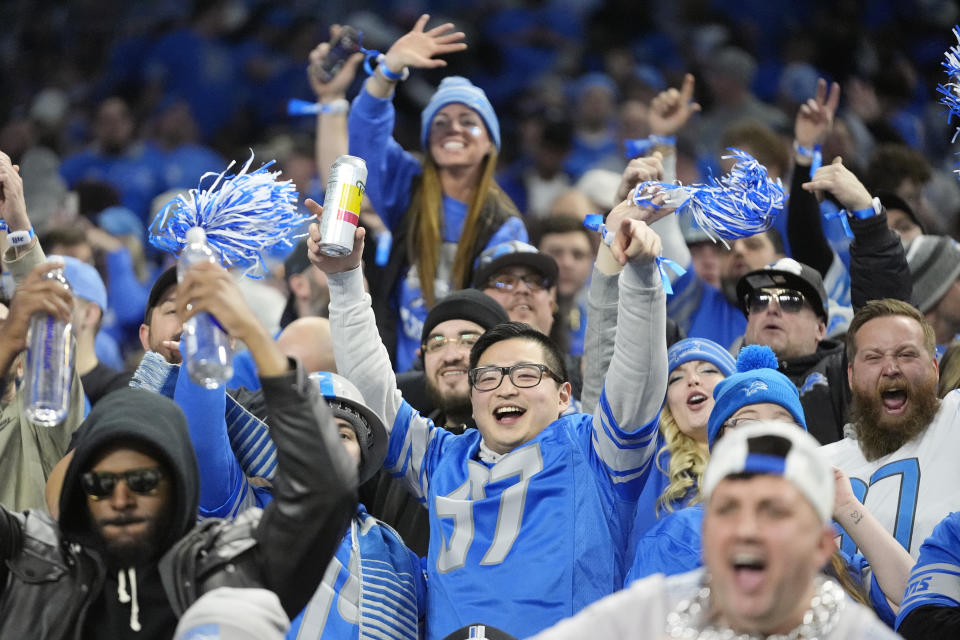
[630,338,735,543]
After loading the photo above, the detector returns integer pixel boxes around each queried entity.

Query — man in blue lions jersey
[308,196,668,640]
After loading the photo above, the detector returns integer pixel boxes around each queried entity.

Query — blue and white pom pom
[632,148,785,247]
[149,152,310,277]
[938,25,960,142]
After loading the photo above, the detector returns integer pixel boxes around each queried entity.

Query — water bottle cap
[185,227,207,244]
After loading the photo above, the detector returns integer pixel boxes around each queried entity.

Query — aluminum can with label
[319,155,367,256]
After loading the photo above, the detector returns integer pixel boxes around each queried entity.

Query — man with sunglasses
[309,209,668,639]
[0,280,357,638]
[738,258,850,445]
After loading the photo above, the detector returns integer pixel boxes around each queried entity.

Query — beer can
[319,155,367,256]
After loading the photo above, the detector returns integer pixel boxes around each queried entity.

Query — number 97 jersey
[820,389,960,559]
[385,400,658,640]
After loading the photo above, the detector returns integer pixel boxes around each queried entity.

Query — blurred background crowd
[2,0,960,368]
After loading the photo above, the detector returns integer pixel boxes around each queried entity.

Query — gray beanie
[174,588,289,640]
[906,235,960,312]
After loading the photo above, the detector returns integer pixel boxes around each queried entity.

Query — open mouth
[881,388,908,413]
[731,552,767,592]
[687,393,708,408]
[439,368,467,380]
[493,405,526,424]
[442,141,465,150]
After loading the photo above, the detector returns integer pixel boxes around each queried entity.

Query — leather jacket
[0,363,357,639]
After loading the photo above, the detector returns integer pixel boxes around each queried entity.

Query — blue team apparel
[666,268,745,350]
[288,505,425,640]
[897,511,960,630]
[385,389,658,640]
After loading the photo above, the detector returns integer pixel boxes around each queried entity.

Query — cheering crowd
[4,3,960,639]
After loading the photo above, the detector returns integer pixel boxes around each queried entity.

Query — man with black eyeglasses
[367,288,510,556]
[473,240,559,339]
[309,209,668,639]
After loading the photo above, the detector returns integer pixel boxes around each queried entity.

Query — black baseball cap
[144,265,177,325]
[471,241,558,290]
[736,258,829,321]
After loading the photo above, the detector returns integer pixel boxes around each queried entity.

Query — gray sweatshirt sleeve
[589,258,667,475]
[326,266,404,433]
[580,267,619,415]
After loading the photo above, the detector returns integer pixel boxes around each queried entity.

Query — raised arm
[308,200,447,505]
[599,217,668,432]
[802,157,911,308]
[307,26,365,185]
[787,78,840,276]
[348,15,466,229]
[581,155,670,414]
[0,152,85,461]
[179,261,357,617]
[175,263,284,518]
[306,200,404,430]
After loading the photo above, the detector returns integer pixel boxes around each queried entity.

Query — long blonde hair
[655,404,709,515]
[408,149,501,308]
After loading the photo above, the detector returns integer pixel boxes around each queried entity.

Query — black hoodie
[58,387,199,639]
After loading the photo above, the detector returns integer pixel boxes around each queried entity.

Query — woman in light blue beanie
[629,338,736,545]
[345,14,527,372]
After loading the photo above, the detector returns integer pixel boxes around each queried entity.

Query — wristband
[793,141,822,174]
[376,55,409,82]
[624,134,676,159]
[850,196,882,219]
[286,98,350,116]
[0,220,7,232]
[7,228,33,247]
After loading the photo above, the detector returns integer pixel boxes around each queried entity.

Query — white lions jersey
[820,390,960,558]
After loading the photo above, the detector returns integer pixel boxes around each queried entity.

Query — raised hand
[381,14,467,74]
[0,151,30,232]
[648,74,701,138]
[801,156,873,211]
[615,152,664,204]
[610,218,662,266]
[795,78,840,149]
[305,198,366,274]
[308,25,365,100]
[0,261,74,355]
[176,262,260,342]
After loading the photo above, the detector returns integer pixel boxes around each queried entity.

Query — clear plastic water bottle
[23,261,74,426]
[178,227,233,388]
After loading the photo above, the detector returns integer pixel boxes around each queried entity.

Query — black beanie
[421,289,510,345]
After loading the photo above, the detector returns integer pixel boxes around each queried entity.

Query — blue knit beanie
[707,345,806,448]
[420,76,500,151]
[667,338,736,377]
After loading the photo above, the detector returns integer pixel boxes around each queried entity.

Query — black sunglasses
[81,468,164,500]
[745,288,807,315]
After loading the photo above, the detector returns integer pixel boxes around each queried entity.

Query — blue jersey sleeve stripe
[593,418,656,475]
[384,400,444,503]
[598,389,659,442]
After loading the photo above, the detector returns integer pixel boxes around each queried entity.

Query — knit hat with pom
[706,345,806,448]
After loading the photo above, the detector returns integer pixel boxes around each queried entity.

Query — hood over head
[59,387,199,555]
